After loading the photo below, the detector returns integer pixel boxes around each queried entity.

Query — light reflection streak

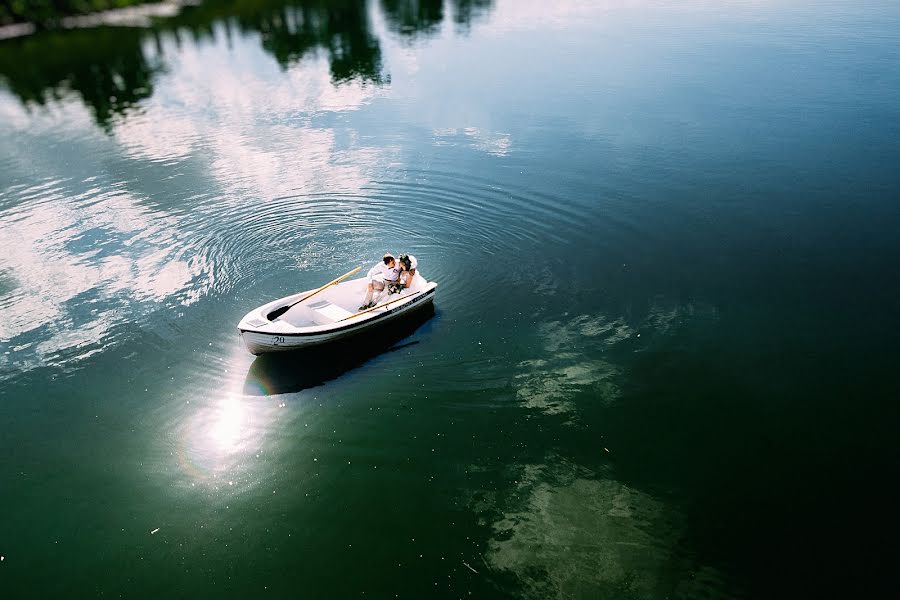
[209,393,245,453]
[174,346,284,488]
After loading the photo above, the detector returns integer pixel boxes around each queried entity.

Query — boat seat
[306,300,354,324]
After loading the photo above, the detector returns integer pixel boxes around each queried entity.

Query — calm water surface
[2,0,900,597]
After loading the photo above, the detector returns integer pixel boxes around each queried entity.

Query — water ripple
[1,152,603,380]
[0,179,219,378]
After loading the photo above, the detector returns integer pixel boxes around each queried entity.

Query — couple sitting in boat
[359,252,417,310]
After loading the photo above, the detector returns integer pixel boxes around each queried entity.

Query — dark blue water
[2,0,899,597]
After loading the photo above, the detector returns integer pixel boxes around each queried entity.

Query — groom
[359,253,401,309]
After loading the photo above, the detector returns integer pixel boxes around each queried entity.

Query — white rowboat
[237,271,437,355]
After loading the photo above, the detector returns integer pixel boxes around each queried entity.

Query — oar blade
[266,305,290,321]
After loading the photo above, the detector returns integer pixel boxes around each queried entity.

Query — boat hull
[239,286,436,355]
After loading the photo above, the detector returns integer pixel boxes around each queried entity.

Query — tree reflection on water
[0,0,494,128]
[0,26,161,128]
[380,0,444,39]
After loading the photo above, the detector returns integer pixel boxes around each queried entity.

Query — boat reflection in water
[243,304,435,396]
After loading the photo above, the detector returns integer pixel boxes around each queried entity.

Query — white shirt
[367,262,400,283]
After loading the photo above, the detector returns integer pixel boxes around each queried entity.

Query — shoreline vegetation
[0,0,191,37]
[0,1,158,26]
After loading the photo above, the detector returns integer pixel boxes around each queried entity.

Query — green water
[2,1,900,597]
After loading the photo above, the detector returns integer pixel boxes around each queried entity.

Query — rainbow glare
[241,371,278,397]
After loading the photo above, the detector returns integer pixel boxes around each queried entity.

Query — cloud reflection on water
[0,0,497,129]
[0,176,211,377]
[0,7,416,379]
[513,302,718,420]
[513,314,630,419]
[474,455,732,598]
[486,301,724,594]
[114,23,391,200]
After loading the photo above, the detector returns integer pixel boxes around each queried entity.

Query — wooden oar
[266,266,362,321]
[338,291,423,322]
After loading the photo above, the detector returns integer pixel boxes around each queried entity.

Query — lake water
[2,0,900,597]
